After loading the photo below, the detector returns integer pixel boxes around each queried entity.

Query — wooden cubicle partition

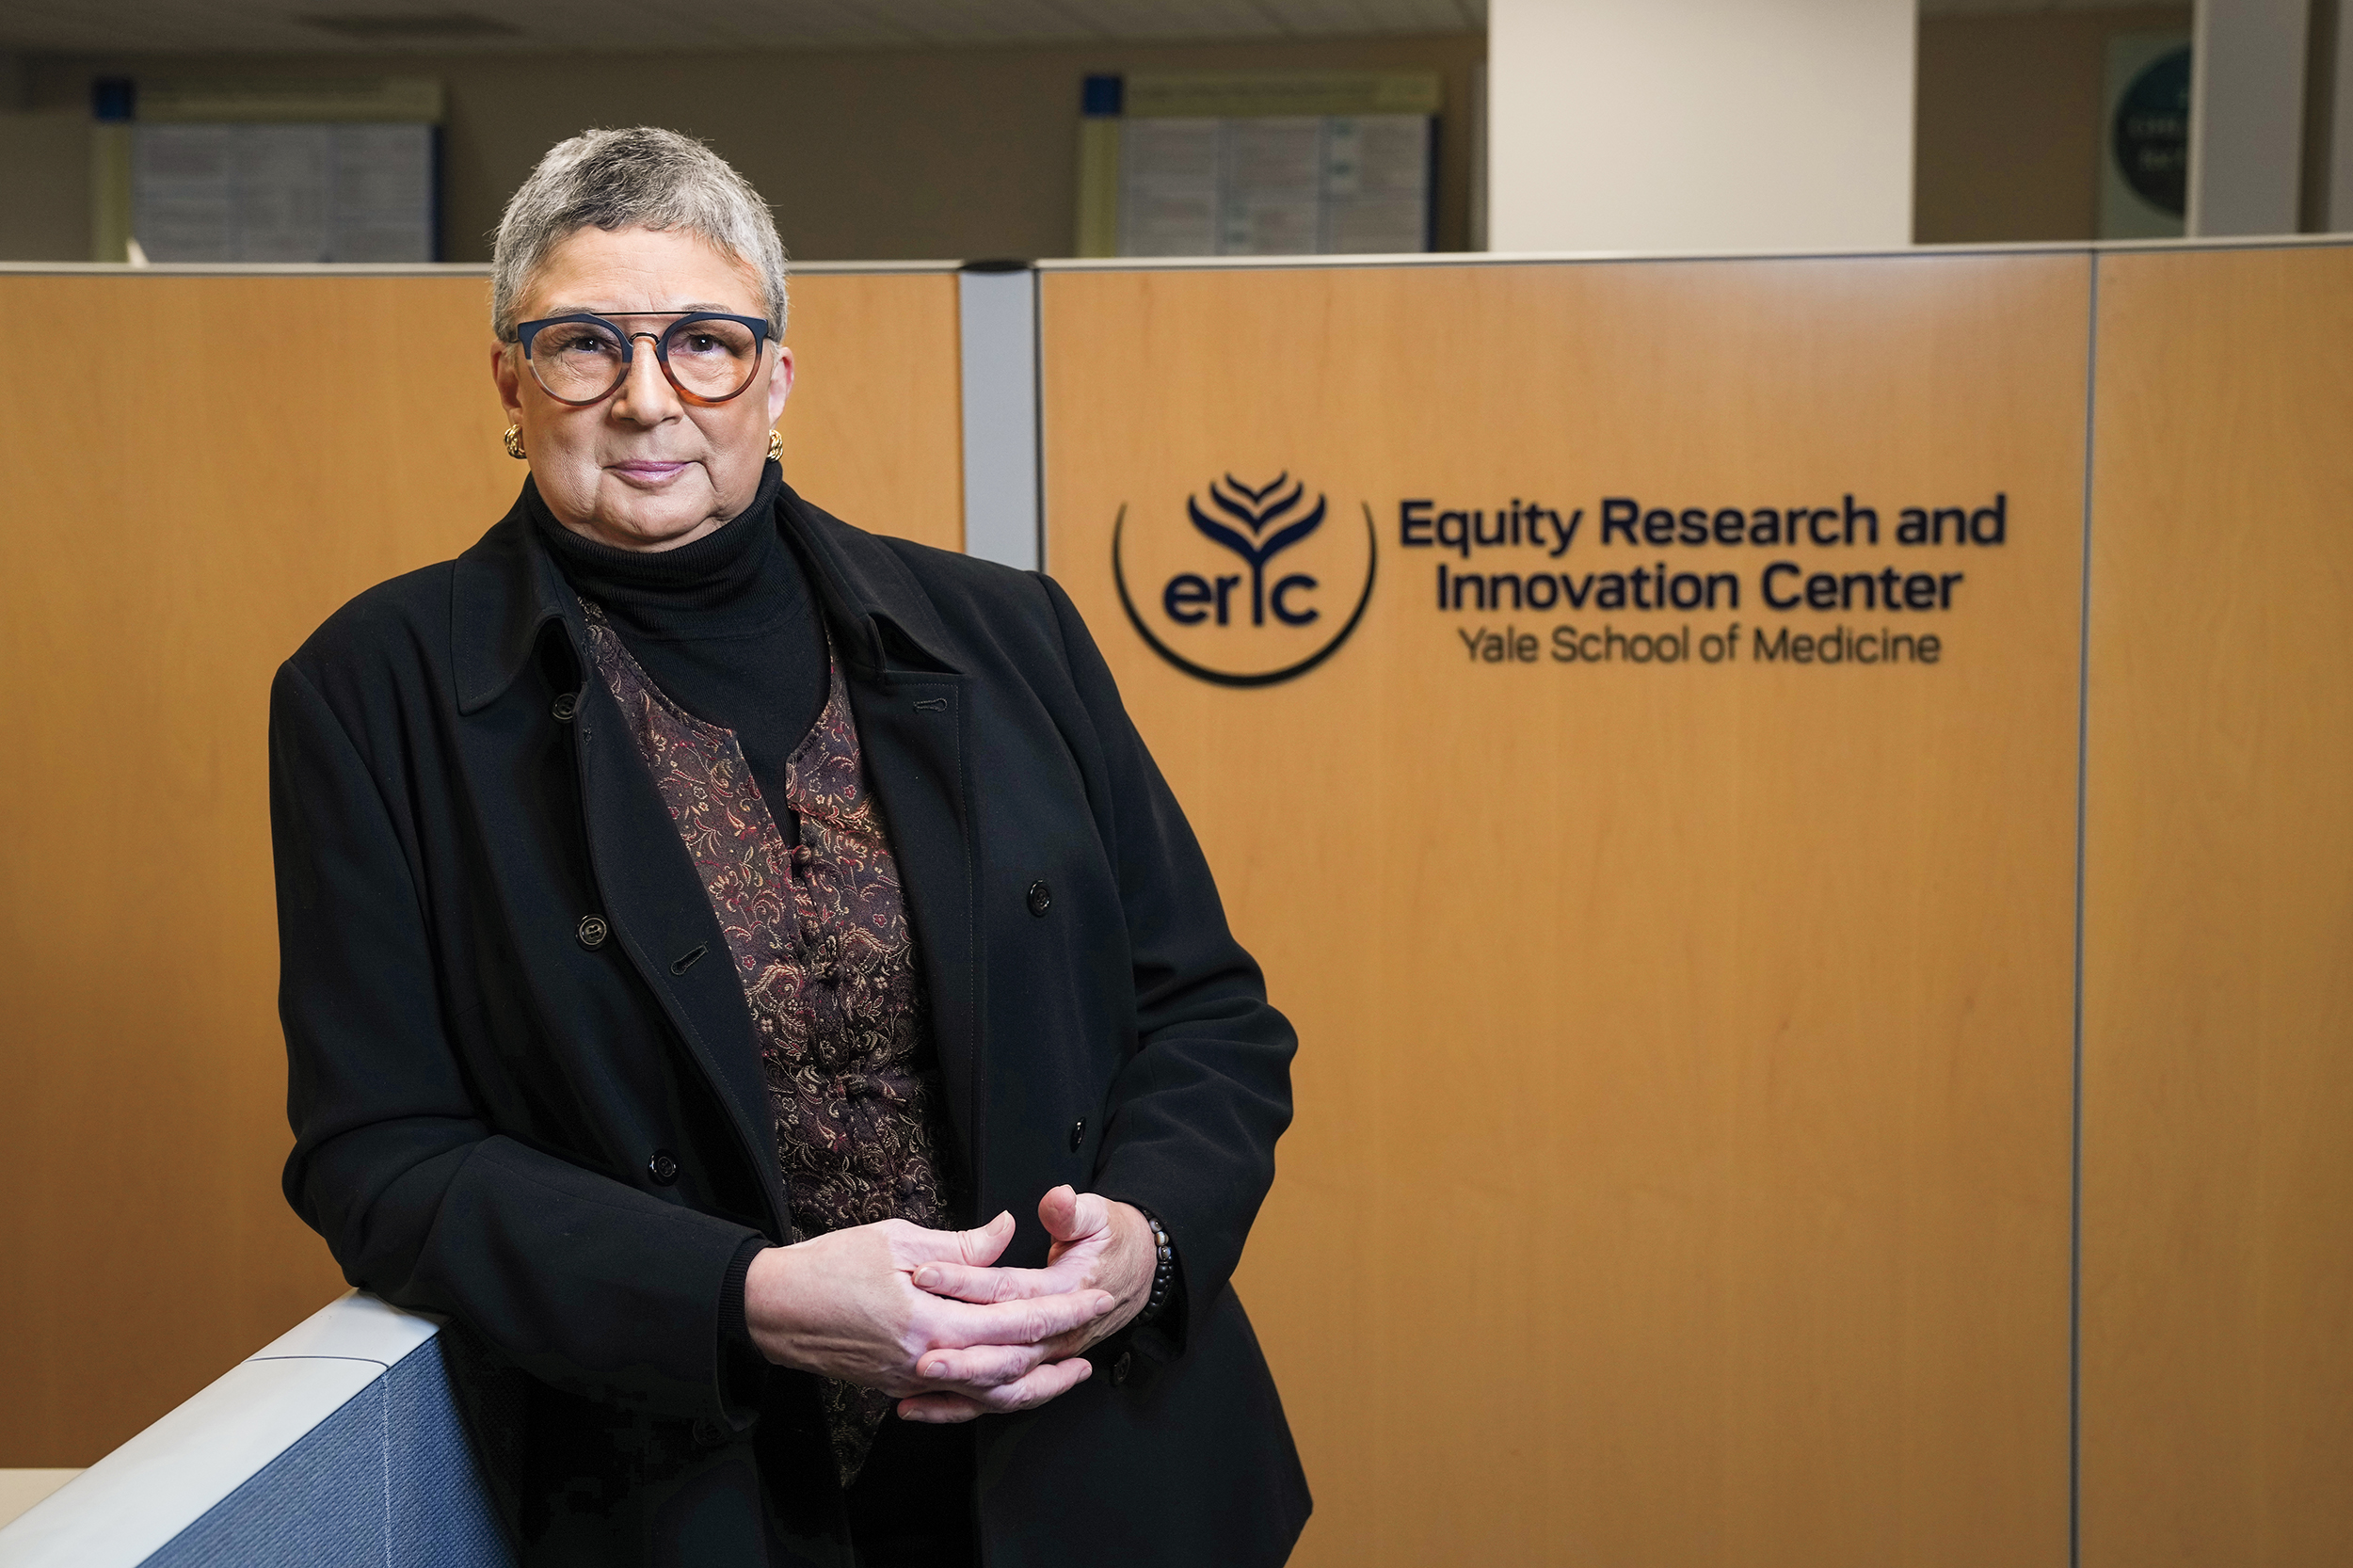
[2080,246,2353,1567]
[6,244,2347,1562]
[775,268,965,540]
[0,265,963,1466]
[1042,254,2091,1567]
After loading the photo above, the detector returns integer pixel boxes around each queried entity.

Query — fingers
[928,1288,1115,1351]
[1038,1185,1111,1245]
[911,1257,1079,1304]
[888,1210,1016,1272]
[1032,1322,1105,1364]
[911,1340,1047,1389]
[953,1210,1016,1267]
[976,1354,1096,1412]
[895,1394,987,1424]
[896,1356,1094,1423]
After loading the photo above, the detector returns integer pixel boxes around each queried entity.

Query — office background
[1,6,2282,264]
[2,3,2350,1565]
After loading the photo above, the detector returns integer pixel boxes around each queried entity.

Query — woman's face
[492,224,793,552]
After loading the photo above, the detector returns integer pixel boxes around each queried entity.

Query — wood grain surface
[776,270,963,549]
[2080,245,2353,1568]
[1041,254,2090,1567]
[0,268,961,1465]
[8,248,2349,1563]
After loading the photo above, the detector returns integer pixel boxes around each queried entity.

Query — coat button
[1111,1351,1132,1387]
[551,691,578,722]
[1068,1118,1085,1152]
[577,914,608,950]
[648,1148,680,1185]
[1026,880,1052,918]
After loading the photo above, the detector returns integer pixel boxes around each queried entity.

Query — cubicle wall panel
[0,269,964,1465]
[776,271,964,550]
[142,1384,389,1568]
[1041,255,2088,1567]
[2082,245,2353,1568]
[0,273,505,1466]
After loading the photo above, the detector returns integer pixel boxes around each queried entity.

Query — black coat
[269,483,1310,1566]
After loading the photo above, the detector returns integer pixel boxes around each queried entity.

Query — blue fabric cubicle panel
[386,1344,511,1565]
[144,1340,511,1568]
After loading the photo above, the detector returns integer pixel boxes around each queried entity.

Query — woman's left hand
[896,1186,1157,1421]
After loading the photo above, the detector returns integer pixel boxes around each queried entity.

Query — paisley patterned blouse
[583,602,954,1488]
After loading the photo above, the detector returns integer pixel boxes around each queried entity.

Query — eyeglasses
[514,312,773,407]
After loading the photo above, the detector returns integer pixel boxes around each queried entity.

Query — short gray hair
[490,127,788,342]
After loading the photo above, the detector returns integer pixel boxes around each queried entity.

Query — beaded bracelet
[1136,1208,1176,1325]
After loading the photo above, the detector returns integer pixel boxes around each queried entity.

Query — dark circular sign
[1112,489,1379,689]
[2113,46,2190,217]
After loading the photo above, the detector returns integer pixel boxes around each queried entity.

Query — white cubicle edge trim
[2,233,2344,283]
[0,1292,440,1568]
[1031,232,2353,272]
[957,267,1042,572]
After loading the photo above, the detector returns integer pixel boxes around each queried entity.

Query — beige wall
[1915,7,2193,244]
[1490,0,1916,252]
[0,111,92,261]
[19,35,1483,263]
[0,14,2237,262]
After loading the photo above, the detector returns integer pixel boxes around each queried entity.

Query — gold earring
[502,424,526,460]
[767,430,783,464]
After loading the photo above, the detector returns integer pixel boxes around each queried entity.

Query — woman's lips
[609,460,692,488]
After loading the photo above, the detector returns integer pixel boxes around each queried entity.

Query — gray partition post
[957,263,1041,571]
[2331,3,2353,231]
[2187,0,2311,234]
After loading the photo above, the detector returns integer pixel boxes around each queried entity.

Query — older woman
[270,128,1306,1567]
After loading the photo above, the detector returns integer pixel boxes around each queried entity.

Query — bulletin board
[93,77,446,264]
[1074,71,1438,258]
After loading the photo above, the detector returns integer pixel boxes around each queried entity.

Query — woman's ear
[490,340,525,424]
[765,344,796,425]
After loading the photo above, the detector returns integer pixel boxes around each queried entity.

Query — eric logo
[1167,474,1327,628]
[1111,471,1378,688]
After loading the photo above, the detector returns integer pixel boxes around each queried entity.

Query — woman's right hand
[743,1211,1112,1421]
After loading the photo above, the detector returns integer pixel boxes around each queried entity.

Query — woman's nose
[610,337,680,424]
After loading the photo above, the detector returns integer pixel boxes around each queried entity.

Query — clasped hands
[744,1185,1156,1422]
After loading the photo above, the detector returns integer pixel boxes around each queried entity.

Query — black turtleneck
[530,462,829,828]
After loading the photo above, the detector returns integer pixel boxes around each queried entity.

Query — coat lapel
[570,666,789,1234]
[839,662,984,1207]
[449,497,787,1236]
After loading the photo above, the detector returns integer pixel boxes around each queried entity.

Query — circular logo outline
[1112,501,1379,688]
[2113,45,2190,216]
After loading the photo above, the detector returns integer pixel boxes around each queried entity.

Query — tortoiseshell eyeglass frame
[512,311,774,408]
